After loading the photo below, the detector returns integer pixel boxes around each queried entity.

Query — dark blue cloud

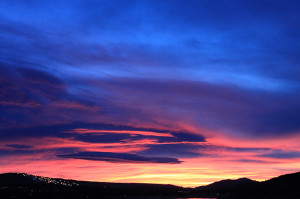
[58,151,182,164]
[73,130,206,144]
[5,144,33,149]
[0,0,300,148]
[230,147,271,153]
[73,133,133,144]
[17,67,64,87]
[0,122,206,143]
[138,144,272,159]
[139,143,205,158]
[171,132,205,142]
[1,0,299,88]
[234,159,278,164]
[0,122,208,162]
[259,150,300,159]
[98,78,300,137]
[0,64,103,127]
[0,147,79,157]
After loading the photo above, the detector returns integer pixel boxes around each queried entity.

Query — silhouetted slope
[263,171,300,186]
[192,177,259,198]
[196,177,258,191]
[1,171,300,198]
[0,173,78,186]
[0,173,186,199]
[256,171,300,198]
[193,171,300,198]
[0,173,40,185]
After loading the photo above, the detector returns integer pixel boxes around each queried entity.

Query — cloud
[233,159,278,164]
[0,122,209,164]
[1,0,300,138]
[1,0,300,184]
[5,144,33,149]
[259,150,300,159]
[98,78,300,137]
[139,143,205,158]
[17,67,64,87]
[0,122,206,143]
[0,64,103,127]
[229,147,271,153]
[171,132,206,142]
[2,60,300,139]
[73,133,132,144]
[58,151,181,164]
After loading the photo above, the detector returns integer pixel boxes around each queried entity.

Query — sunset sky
[1,0,300,187]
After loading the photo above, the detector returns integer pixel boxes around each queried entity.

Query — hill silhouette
[0,173,186,199]
[193,171,300,198]
[196,177,258,190]
[1,171,300,198]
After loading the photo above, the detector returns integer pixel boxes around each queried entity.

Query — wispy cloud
[1,0,300,187]
[58,151,182,164]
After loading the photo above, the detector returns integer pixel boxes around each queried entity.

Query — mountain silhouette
[196,177,258,191]
[0,173,79,186]
[0,173,185,199]
[193,171,300,198]
[1,171,300,198]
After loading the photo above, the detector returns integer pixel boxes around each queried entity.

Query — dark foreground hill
[0,173,187,199]
[193,177,259,197]
[193,171,300,198]
[1,171,300,198]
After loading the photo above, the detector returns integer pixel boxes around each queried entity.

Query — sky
[1,0,300,187]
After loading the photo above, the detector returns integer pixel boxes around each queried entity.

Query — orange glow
[1,154,299,187]
[1,127,300,187]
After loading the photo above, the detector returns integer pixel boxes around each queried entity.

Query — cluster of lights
[19,173,79,186]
